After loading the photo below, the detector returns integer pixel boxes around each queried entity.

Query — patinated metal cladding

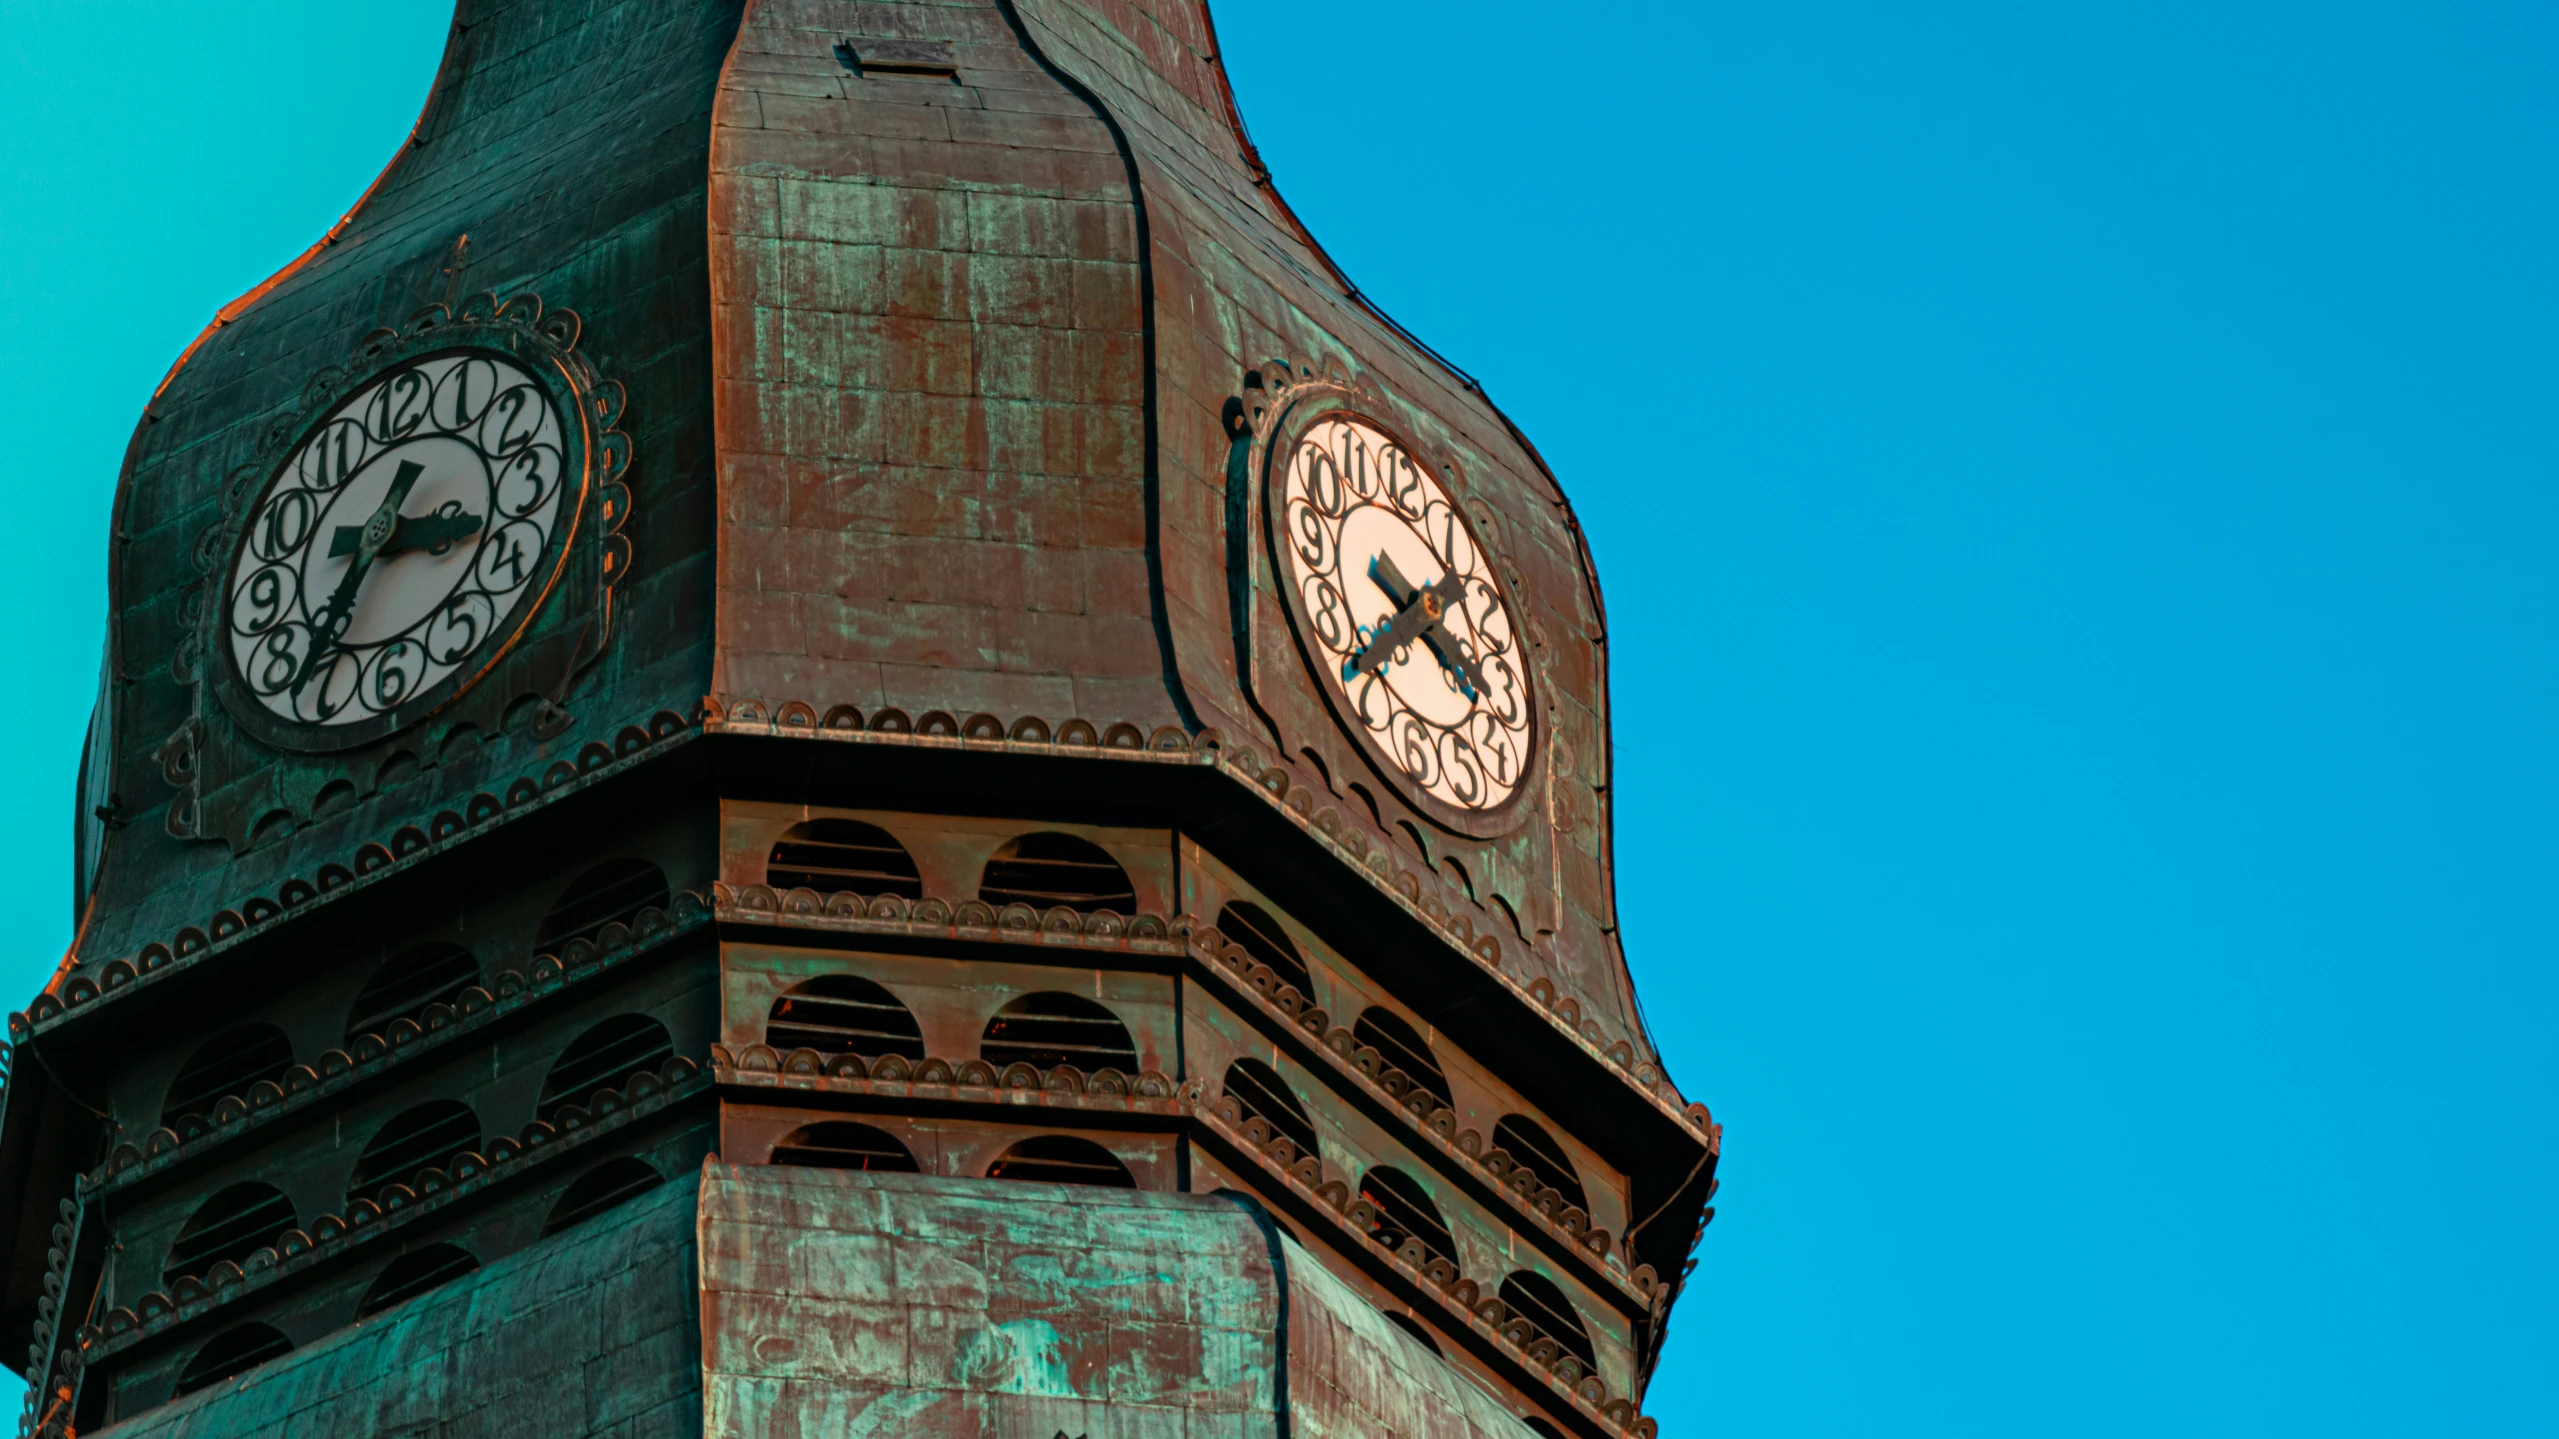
[86,1169,702,1438]
[705,0,1643,1053]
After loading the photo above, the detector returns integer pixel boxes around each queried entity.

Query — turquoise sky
[3,2,2553,1433]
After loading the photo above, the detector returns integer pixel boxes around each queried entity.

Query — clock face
[223,349,574,736]
[1275,414,1534,816]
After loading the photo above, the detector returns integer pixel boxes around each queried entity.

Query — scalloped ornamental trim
[709,1046,1183,1111]
[82,1057,709,1362]
[84,895,711,1199]
[695,697,1717,1151]
[19,1192,79,1439]
[708,885,1687,1306]
[8,709,697,1043]
[1194,1095,1654,1439]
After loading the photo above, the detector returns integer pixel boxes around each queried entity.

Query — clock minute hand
[294,460,426,695]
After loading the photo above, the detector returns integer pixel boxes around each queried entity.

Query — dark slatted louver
[536,858,672,951]
[355,1243,479,1318]
[766,818,923,898]
[175,1324,293,1394]
[986,1135,1135,1188]
[543,1157,665,1236]
[538,1015,675,1122]
[346,1101,482,1204]
[1216,900,1314,997]
[980,992,1138,1072]
[978,831,1135,913]
[1351,1008,1453,1107]
[771,1120,921,1171]
[1498,1270,1598,1372]
[1491,1114,1590,1213]
[1223,1057,1320,1158]
[765,974,926,1059]
[163,1183,297,1286]
[345,943,482,1042]
[1357,1166,1456,1268]
[161,1025,296,1130]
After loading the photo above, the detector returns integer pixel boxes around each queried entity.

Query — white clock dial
[1277,415,1533,814]
[224,350,570,729]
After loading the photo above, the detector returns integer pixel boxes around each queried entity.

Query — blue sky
[4,2,2553,1433]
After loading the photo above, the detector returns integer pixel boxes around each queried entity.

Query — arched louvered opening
[344,943,481,1042]
[355,1243,478,1319]
[164,1183,297,1286]
[987,1134,1136,1188]
[980,992,1139,1072]
[1382,1310,1444,1356]
[539,1014,675,1122]
[765,975,925,1059]
[1491,1114,1589,1214]
[1357,1166,1455,1268]
[771,1120,921,1171]
[543,1156,664,1236]
[536,857,671,951]
[347,1101,481,1205]
[1498,1270,1598,1372]
[174,1322,292,1395]
[1216,900,1313,997]
[161,1024,295,1130]
[1351,1008,1452,1107]
[766,818,923,898]
[978,831,1135,913]
[1222,1058,1319,1157]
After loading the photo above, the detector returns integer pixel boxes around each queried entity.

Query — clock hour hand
[294,459,427,695]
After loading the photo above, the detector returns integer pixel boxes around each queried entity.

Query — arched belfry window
[1491,1114,1589,1214]
[1216,901,1313,997]
[1351,1007,1453,1107]
[175,1323,293,1394]
[345,943,481,1041]
[1222,1058,1319,1157]
[766,819,922,898]
[987,1135,1135,1188]
[539,1015,675,1122]
[162,1024,295,1130]
[536,857,671,951]
[346,1101,481,1205]
[543,1157,663,1236]
[980,992,1138,1072]
[765,975,925,1059]
[772,1120,921,1172]
[1498,1270,1598,1372]
[1357,1166,1456,1269]
[164,1183,297,1286]
[355,1243,479,1318]
[978,832,1134,913]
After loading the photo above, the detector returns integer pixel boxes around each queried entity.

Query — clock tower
[0,3,1721,1437]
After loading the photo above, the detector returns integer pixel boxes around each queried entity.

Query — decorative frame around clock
[161,292,632,840]
[1246,369,1542,837]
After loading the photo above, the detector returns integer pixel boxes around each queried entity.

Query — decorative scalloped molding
[87,894,712,1198]
[10,708,697,1043]
[709,1046,1181,1109]
[81,1056,709,1363]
